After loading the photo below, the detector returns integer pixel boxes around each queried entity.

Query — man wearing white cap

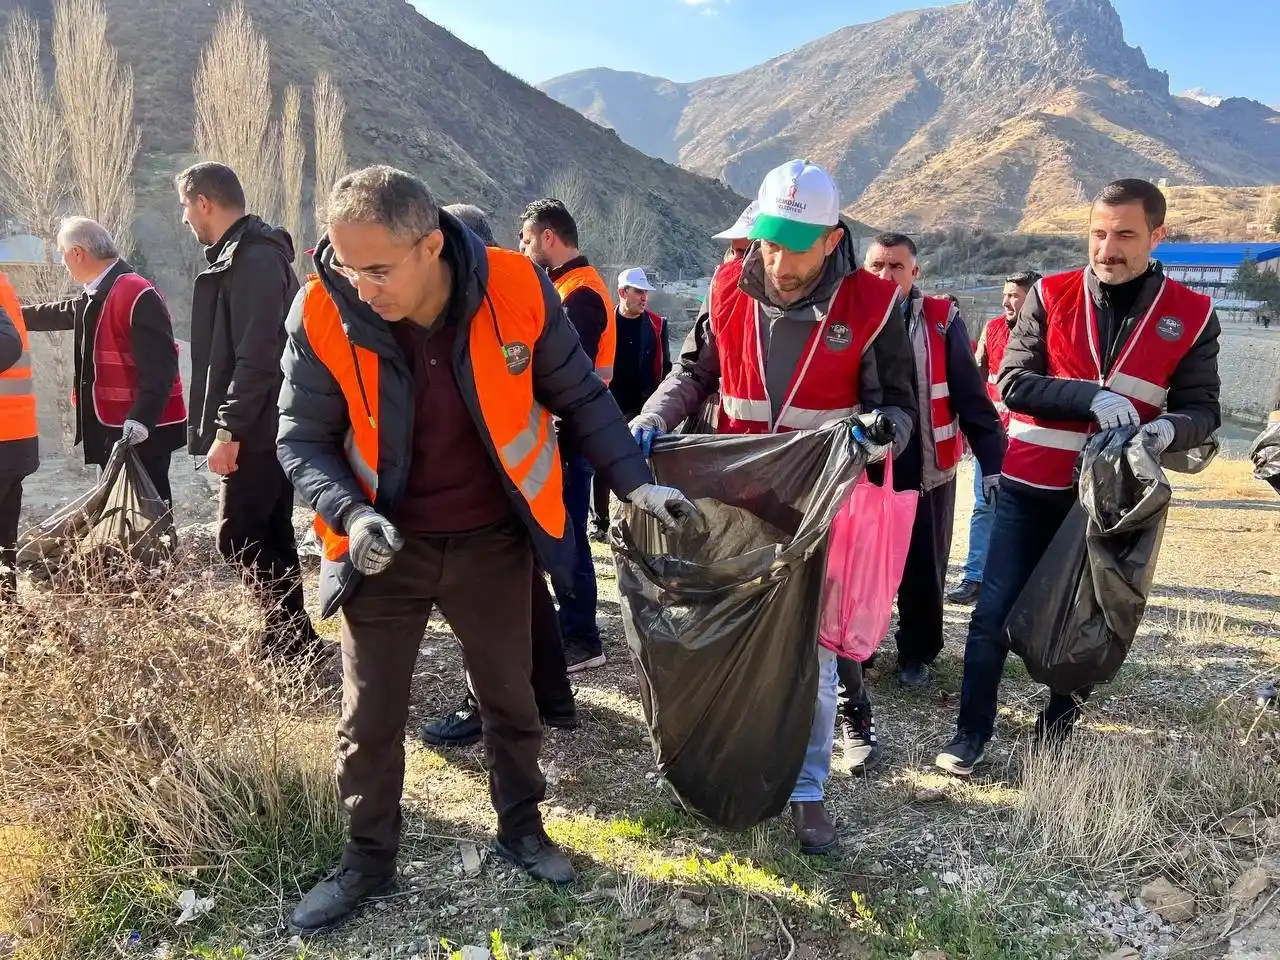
[713,201,759,263]
[631,159,917,854]
[591,268,671,538]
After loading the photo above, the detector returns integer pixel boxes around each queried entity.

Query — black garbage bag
[1003,427,1214,692]
[18,441,176,577]
[674,392,720,435]
[612,425,863,830]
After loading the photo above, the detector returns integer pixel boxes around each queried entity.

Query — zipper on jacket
[347,339,377,429]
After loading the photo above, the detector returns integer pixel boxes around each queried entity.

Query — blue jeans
[962,465,996,582]
[790,645,839,803]
[956,485,1088,744]
[554,454,600,651]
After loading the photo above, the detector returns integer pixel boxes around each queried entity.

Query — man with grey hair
[442,203,496,247]
[278,165,700,929]
[23,217,185,504]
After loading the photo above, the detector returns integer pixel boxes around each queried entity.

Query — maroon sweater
[389,318,512,535]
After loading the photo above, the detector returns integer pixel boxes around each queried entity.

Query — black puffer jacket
[188,215,299,455]
[277,211,652,616]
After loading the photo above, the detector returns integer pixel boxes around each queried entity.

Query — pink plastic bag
[818,455,919,661]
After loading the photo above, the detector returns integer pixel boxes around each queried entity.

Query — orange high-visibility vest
[553,263,615,384]
[300,250,567,564]
[0,271,37,442]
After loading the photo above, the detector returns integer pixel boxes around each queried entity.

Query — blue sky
[418,0,1279,105]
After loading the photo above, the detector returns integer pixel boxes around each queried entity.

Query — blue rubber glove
[629,412,667,457]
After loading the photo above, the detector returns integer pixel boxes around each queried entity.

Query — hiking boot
[563,640,606,674]
[946,579,982,605]
[842,701,883,774]
[289,865,394,932]
[898,660,931,691]
[935,732,986,777]
[422,697,483,747]
[790,801,839,856]
[494,832,575,885]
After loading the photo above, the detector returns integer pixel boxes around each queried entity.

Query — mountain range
[541,0,1280,233]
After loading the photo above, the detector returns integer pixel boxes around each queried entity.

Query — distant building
[1152,242,1280,296]
[0,234,57,269]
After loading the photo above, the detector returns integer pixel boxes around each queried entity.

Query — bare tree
[192,0,276,220]
[601,192,661,267]
[280,84,305,274]
[52,0,140,254]
[312,72,347,236]
[0,12,68,244]
[541,166,604,252]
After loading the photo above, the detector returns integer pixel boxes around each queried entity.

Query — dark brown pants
[337,519,545,873]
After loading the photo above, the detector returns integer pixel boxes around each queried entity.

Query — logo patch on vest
[1154,316,1183,342]
[503,342,531,375]
[824,323,852,351]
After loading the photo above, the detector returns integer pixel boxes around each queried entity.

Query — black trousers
[133,445,174,509]
[338,520,546,871]
[217,449,315,653]
[0,472,22,602]
[895,477,957,667]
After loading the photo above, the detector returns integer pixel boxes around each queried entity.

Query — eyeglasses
[334,236,424,286]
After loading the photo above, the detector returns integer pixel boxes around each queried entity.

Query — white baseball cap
[617,267,655,291]
[749,159,841,252]
[712,200,759,240]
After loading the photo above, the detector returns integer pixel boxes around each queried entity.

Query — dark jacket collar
[548,254,590,283]
[313,210,490,356]
[202,214,296,276]
[1085,261,1164,311]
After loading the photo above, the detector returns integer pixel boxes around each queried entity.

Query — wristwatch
[215,428,234,443]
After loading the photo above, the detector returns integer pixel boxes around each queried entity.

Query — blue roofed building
[1152,242,1280,296]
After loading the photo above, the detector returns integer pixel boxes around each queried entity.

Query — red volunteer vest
[1003,269,1211,490]
[981,314,1011,429]
[642,309,664,385]
[91,273,186,429]
[920,296,961,471]
[711,264,899,434]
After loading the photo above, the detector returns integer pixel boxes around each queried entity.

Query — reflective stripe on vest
[982,315,1011,425]
[1002,269,1211,490]
[0,272,37,441]
[553,264,615,384]
[921,296,961,471]
[712,266,898,435]
[92,273,186,428]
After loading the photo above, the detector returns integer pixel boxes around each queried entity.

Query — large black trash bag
[612,425,863,830]
[17,441,176,577]
[1003,427,1215,692]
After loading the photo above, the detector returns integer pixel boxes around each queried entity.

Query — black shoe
[946,579,982,605]
[494,832,575,885]
[898,660,931,691]
[422,698,483,746]
[934,732,985,777]
[1033,707,1079,755]
[289,866,394,932]
[588,523,609,543]
[540,702,581,730]
[842,701,883,773]
[563,640,606,674]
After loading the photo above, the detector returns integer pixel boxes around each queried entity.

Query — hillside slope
[541,0,1280,232]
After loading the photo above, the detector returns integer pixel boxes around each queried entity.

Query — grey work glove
[1139,417,1177,456]
[849,410,895,463]
[1248,419,1280,493]
[626,482,706,533]
[981,473,1001,503]
[629,412,667,457]
[121,419,149,446]
[1089,390,1140,430]
[344,504,405,575]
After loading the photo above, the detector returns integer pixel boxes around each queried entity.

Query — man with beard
[937,179,1221,776]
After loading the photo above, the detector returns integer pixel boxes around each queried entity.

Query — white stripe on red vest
[1002,268,1211,490]
[920,296,961,471]
[712,266,900,435]
[982,314,1011,428]
[93,273,187,429]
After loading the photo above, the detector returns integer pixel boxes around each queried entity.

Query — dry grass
[0,548,343,958]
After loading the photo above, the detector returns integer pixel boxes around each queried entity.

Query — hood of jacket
[311,209,490,355]
[204,215,296,274]
[738,215,861,320]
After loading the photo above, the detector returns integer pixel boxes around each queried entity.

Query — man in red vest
[937,179,1222,776]
[862,235,1005,697]
[23,217,185,506]
[948,271,1041,606]
[632,159,918,854]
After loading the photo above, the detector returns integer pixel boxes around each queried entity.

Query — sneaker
[539,700,581,730]
[946,579,982,605]
[843,701,883,773]
[935,732,985,777]
[289,865,394,932]
[564,640,606,674]
[898,660,931,691]
[421,698,482,747]
[588,523,609,544]
[494,832,575,884]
